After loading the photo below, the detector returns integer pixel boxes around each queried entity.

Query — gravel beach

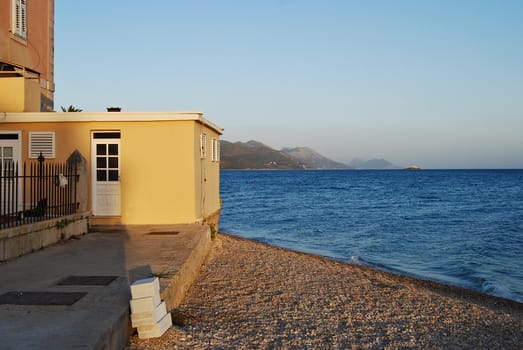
[131,233,522,349]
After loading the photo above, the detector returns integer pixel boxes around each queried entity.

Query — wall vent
[29,132,55,158]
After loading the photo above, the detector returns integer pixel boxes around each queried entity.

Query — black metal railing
[0,154,79,229]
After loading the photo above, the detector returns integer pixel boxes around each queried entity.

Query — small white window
[211,139,219,162]
[29,132,55,159]
[12,0,27,40]
[200,133,207,159]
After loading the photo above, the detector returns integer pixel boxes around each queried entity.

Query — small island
[405,165,422,170]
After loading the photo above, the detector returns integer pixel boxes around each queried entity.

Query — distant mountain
[348,158,400,169]
[219,140,400,170]
[220,140,306,169]
[220,140,348,170]
[282,147,349,169]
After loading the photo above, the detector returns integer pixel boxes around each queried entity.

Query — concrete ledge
[0,223,214,349]
[160,225,213,310]
[93,308,131,350]
[203,208,221,229]
[0,212,90,261]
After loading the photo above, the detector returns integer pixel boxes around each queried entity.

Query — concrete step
[0,224,212,350]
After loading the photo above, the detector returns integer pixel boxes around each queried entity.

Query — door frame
[91,131,121,216]
[0,131,22,212]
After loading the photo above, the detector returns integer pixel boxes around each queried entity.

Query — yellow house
[1,2,222,226]
[0,112,223,225]
[0,0,55,112]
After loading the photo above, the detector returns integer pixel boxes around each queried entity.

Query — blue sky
[55,1,523,168]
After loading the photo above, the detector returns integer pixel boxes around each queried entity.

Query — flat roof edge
[0,111,223,134]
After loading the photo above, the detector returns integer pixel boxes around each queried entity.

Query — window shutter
[29,132,55,158]
[200,133,207,159]
[20,0,27,38]
[14,0,21,34]
[212,139,219,162]
[12,0,27,39]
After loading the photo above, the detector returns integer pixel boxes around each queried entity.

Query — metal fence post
[38,152,45,204]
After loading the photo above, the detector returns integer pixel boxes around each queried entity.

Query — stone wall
[0,211,90,261]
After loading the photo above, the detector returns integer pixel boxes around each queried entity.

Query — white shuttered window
[29,132,55,158]
[12,0,27,39]
[200,133,207,159]
[211,139,219,162]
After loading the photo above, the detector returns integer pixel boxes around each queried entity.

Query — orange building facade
[0,0,54,112]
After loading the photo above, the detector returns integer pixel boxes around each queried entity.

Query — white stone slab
[131,301,168,328]
[130,277,160,299]
[130,294,162,314]
[137,312,173,339]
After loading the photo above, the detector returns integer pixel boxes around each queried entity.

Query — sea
[219,169,523,303]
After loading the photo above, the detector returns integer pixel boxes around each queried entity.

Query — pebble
[131,234,523,349]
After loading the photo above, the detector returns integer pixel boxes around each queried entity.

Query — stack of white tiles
[130,277,172,339]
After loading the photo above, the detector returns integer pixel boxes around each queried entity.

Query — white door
[91,132,121,216]
[0,132,22,214]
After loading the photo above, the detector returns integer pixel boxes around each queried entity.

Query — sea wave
[350,255,363,265]
[220,169,523,304]
[481,281,523,303]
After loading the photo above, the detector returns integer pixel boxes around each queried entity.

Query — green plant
[60,105,83,112]
[209,223,217,240]
[56,218,71,229]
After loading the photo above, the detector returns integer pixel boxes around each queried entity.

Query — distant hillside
[349,158,400,169]
[220,141,348,170]
[219,140,401,170]
[282,147,349,169]
[220,140,306,169]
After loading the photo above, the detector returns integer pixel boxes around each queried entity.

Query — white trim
[28,131,55,159]
[0,131,22,164]
[91,132,121,217]
[0,130,22,211]
[0,112,224,134]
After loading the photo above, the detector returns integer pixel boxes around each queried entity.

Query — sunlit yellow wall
[0,116,221,225]
[0,77,25,111]
[193,123,221,222]
[0,77,41,112]
[118,120,197,224]
[0,121,92,212]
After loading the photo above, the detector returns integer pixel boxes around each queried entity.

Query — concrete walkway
[0,224,213,350]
